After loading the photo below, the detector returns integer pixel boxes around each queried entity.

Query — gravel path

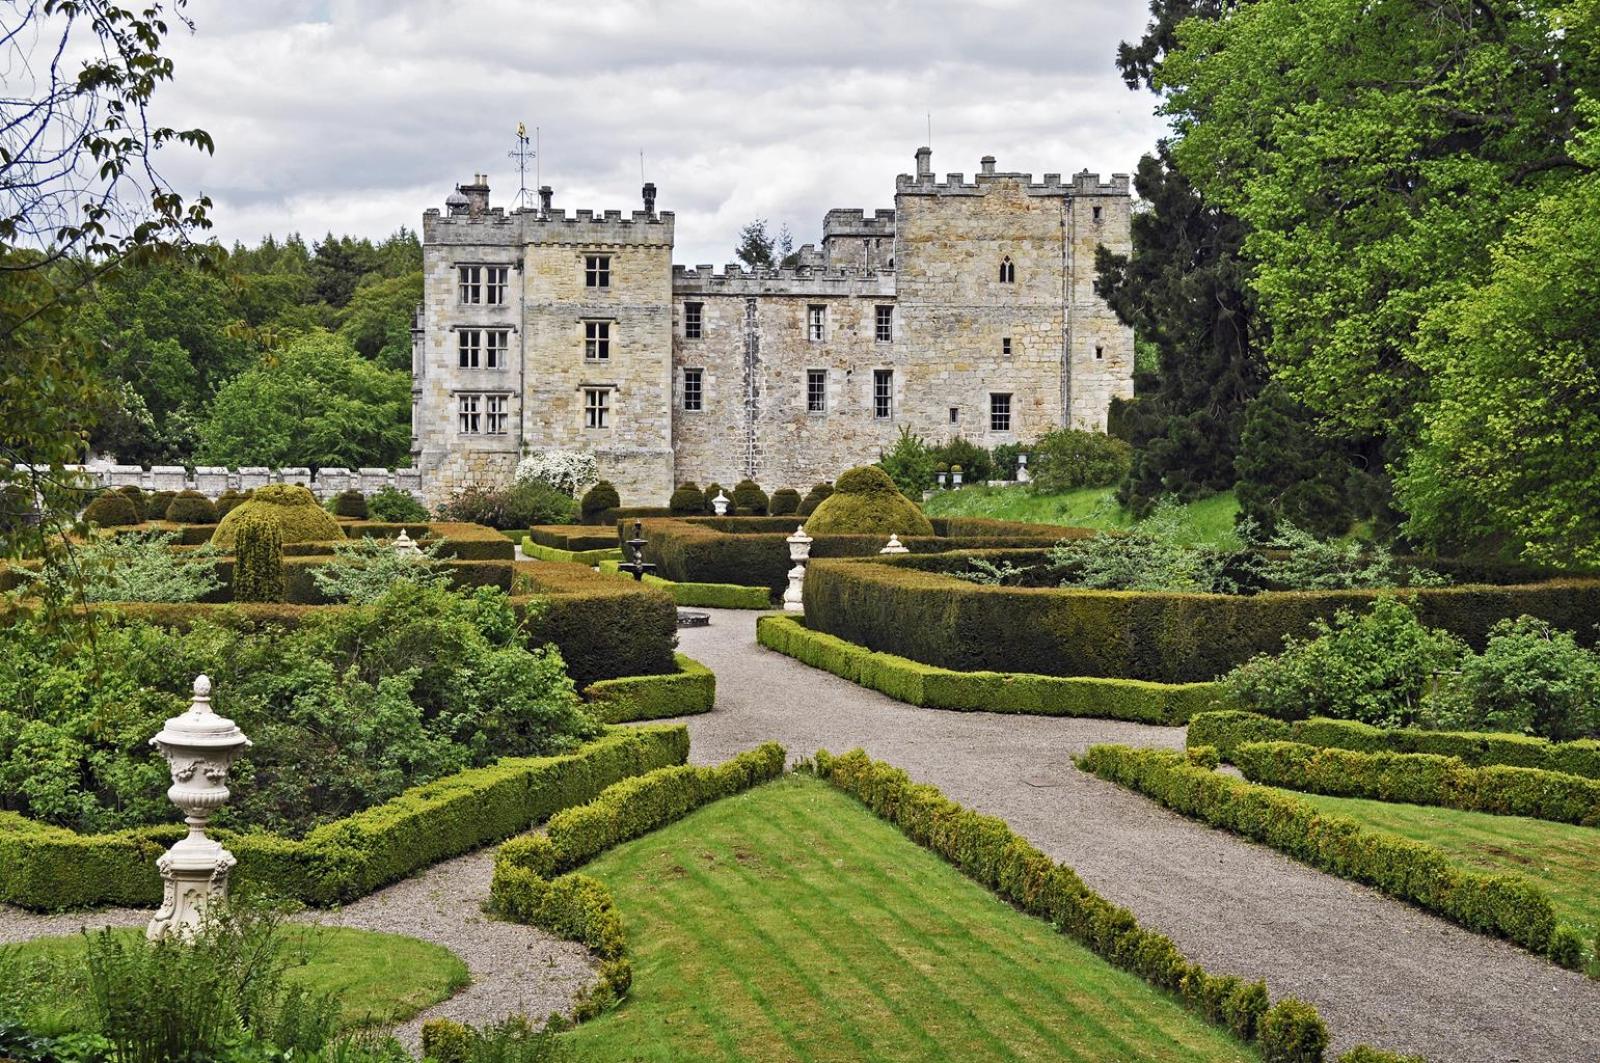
[674,608,1600,1063]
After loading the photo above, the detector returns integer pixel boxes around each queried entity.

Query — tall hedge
[513,560,677,685]
[232,514,284,603]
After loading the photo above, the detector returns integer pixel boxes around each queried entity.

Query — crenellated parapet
[422,206,673,248]
[895,165,1130,199]
[672,263,895,297]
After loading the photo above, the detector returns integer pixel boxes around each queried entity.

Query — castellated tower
[415,149,1132,506]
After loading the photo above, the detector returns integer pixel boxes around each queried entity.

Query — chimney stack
[915,146,932,180]
[980,155,996,175]
[642,182,657,217]
[461,173,490,216]
[538,185,553,217]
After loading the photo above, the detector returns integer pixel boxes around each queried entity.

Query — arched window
[999,256,1015,284]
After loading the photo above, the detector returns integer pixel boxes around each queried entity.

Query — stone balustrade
[43,463,426,502]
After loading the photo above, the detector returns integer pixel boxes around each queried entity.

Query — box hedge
[1076,744,1575,967]
[523,540,624,566]
[583,653,716,722]
[511,560,677,685]
[597,560,771,608]
[528,525,618,553]
[757,614,1224,724]
[0,725,687,911]
[1232,740,1600,827]
[803,552,1600,683]
[1189,710,1600,778]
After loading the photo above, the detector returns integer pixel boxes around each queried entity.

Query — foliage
[931,436,993,484]
[1048,499,1227,592]
[514,450,599,498]
[1242,521,1446,591]
[701,483,725,513]
[165,489,216,524]
[82,491,140,528]
[732,218,795,269]
[438,482,576,530]
[923,483,1243,548]
[420,1015,569,1063]
[142,490,176,522]
[1028,429,1132,492]
[730,479,768,516]
[331,490,368,520]
[668,483,704,516]
[309,535,447,605]
[804,465,933,537]
[578,480,620,524]
[768,488,800,516]
[213,484,344,549]
[583,653,718,723]
[951,556,1036,587]
[797,482,833,517]
[233,515,284,603]
[875,425,938,495]
[990,442,1023,480]
[366,486,429,523]
[214,489,250,518]
[12,531,220,605]
[1424,617,1600,741]
[337,271,423,372]
[195,331,410,470]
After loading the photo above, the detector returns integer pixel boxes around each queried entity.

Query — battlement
[672,262,895,297]
[423,207,674,248]
[894,149,1130,198]
[822,207,896,238]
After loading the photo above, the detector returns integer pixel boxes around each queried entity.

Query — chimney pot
[915,146,932,179]
[980,155,996,175]
[538,185,553,216]
[642,182,657,217]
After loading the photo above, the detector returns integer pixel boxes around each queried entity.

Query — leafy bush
[991,441,1023,480]
[143,490,177,522]
[1049,499,1228,592]
[668,483,704,516]
[309,535,447,604]
[331,490,368,519]
[421,1015,567,1063]
[731,479,769,516]
[1027,429,1131,491]
[163,490,216,524]
[1242,521,1446,590]
[439,482,577,530]
[876,425,937,495]
[233,515,284,603]
[797,482,833,517]
[1424,616,1600,741]
[212,485,343,549]
[514,449,599,498]
[13,531,221,605]
[579,481,620,524]
[367,485,429,523]
[933,436,993,484]
[806,465,933,536]
[769,487,801,516]
[82,492,140,528]
[1257,999,1328,1063]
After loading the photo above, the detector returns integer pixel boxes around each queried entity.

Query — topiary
[770,488,801,516]
[805,465,934,537]
[232,513,284,602]
[213,489,248,518]
[797,482,834,518]
[669,483,705,516]
[83,491,141,527]
[579,480,621,524]
[702,483,726,514]
[116,485,146,509]
[143,490,177,522]
[731,479,768,516]
[332,489,369,519]
[210,484,345,550]
[164,490,217,524]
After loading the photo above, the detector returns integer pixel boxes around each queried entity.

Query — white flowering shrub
[515,449,599,498]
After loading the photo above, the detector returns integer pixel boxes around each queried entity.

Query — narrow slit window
[999,257,1015,284]
[1092,206,1104,223]
[807,305,826,342]
[1095,344,1104,360]
[1002,337,1012,357]
[684,302,703,340]
[585,388,611,429]
[949,406,959,424]
[875,305,893,342]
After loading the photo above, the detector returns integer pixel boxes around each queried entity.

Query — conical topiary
[804,466,933,536]
[211,484,344,550]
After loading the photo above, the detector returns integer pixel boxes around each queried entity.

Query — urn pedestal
[783,525,813,614]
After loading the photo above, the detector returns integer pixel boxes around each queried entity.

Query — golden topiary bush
[805,466,933,537]
[210,483,345,550]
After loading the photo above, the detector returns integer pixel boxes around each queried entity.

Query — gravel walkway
[673,608,1600,1063]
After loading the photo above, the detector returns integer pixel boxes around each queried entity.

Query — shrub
[991,442,1023,480]
[876,425,937,495]
[668,482,705,516]
[583,653,716,723]
[14,531,221,604]
[769,487,801,516]
[440,481,578,530]
[422,1016,565,1063]
[163,490,216,524]
[1028,428,1132,491]
[83,491,140,527]
[1425,616,1600,741]
[309,534,447,604]
[116,484,145,504]
[580,481,621,524]
[515,449,599,497]
[213,489,250,518]
[1257,999,1329,1063]
[514,561,678,685]
[212,485,344,549]
[806,465,933,537]
[142,490,177,522]
[1049,499,1228,592]
[233,514,284,603]
[933,436,993,484]
[367,485,430,523]
[797,481,834,517]
[332,489,368,519]
[731,479,769,516]
[701,482,726,514]
[1242,521,1446,590]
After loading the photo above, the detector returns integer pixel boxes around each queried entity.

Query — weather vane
[509,122,536,210]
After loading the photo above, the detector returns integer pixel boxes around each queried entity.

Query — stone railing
[56,464,424,501]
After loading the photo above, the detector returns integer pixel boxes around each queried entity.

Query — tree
[734,219,795,269]
[195,331,411,469]
[338,271,423,371]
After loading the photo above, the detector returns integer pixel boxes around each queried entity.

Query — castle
[411,147,1133,506]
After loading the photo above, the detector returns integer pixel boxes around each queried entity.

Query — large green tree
[338,271,423,371]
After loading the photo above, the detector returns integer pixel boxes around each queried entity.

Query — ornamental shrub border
[1188,710,1600,779]
[1231,740,1600,827]
[489,744,787,1020]
[583,653,716,723]
[0,725,688,911]
[756,614,1224,724]
[802,550,1600,683]
[1076,744,1585,969]
[811,749,1417,1063]
[596,560,772,609]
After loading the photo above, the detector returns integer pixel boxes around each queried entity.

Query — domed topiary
[84,491,141,527]
[211,484,345,550]
[214,489,249,518]
[702,483,726,514]
[731,479,769,516]
[580,480,620,524]
[797,482,834,518]
[144,490,177,522]
[116,485,145,507]
[332,489,369,520]
[165,490,217,524]
[669,483,705,516]
[770,488,801,516]
[805,465,933,537]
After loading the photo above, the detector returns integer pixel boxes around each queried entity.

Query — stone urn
[393,528,424,556]
[880,534,910,555]
[147,675,252,940]
[783,524,813,613]
[712,491,730,516]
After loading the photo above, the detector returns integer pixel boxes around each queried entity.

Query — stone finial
[393,529,424,557]
[880,534,910,555]
[192,674,212,709]
[980,155,996,175]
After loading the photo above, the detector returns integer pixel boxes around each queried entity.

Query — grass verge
[922,484,1240,547]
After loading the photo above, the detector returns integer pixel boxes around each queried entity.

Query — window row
[456,390,613,434]
[455,322,630,366]
[680,302,894,343]
[678,370,1013,431]
[456,254,612,305]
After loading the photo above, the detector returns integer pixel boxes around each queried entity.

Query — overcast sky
[143,0,1168,265]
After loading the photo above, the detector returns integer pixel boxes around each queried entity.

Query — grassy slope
[565,775,1255,1063]
[923,485,1241,548]
[5,925,469,1031]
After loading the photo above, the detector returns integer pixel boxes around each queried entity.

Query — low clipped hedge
[814,749,1360,1063]
[343,521,513,561]
[0,725,688,911]
[512,560,677,685]
[1076,744,1583,968]
[583,653,716,722]
[1189,710,1600,779]
[597,560,771,608]
[1232,740,1600,827]
[757,614,1223,724]
[803,551,1600,683]
[528,525,619,553]
[523,540,623,566]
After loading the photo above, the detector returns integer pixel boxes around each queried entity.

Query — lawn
[563,775,1256,1062]
[2,925,469,1032]
[923,484,1241,548]
[1291,790,1600,961]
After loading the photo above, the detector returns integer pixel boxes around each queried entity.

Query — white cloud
[145,0,1169,263]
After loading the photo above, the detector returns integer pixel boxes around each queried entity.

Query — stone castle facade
[412,148,1133,506]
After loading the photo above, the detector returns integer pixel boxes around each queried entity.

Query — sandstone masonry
[414,150,1133,507]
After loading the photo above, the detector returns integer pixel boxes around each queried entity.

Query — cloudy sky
[142,0,1167,264]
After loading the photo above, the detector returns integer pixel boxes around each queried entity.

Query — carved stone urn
[147,675,252,940]
[711,491,730,516]
[783,524,813,613]
[880,534,910,555]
